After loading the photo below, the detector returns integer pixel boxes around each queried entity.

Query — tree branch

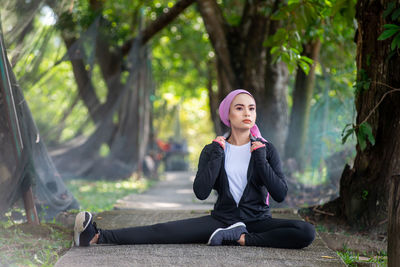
[359,82,400,126]
[122,0,196,55]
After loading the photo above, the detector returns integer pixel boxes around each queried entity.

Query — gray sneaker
[207,222,248,246]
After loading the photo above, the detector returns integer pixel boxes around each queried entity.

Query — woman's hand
[251,141,266,152]
[213,136,226,150]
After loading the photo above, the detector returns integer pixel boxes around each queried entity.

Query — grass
[65,177,153,212]
[337,245,388,266]
[0,177,153,266]
[0,217,72,267]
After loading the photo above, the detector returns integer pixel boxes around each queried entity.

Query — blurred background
[0,0,358,218]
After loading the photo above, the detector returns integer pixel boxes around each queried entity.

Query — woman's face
[228,93,256,131]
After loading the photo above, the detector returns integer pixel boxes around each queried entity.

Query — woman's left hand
[251,141,266,152]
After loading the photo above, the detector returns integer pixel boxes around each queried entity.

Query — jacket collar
[223,131,257,142]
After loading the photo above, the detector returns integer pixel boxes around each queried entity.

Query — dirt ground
[298,206,387,256]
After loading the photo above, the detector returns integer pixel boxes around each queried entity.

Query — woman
[74,89,315,248]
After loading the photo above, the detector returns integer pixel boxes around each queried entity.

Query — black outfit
[99,138,315,248]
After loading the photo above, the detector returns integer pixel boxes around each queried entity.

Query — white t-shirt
[224,141,251,205]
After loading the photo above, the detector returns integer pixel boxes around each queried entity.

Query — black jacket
[193,136,287,224]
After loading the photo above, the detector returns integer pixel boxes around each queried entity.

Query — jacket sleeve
[193,142,224,200]
[253,142,288,202]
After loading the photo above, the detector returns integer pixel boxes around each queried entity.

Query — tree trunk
[206,59,222,135]
[198,0,289,152]
[63,37,102,123]
[388,175,400,266]
[285,39,321,168]
[325,0,400,228]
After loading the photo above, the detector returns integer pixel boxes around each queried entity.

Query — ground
[299,205,387,265]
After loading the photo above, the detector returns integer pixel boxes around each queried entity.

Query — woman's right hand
[213,136,226,150]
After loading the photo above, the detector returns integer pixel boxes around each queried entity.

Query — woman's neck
[227,129,250,146]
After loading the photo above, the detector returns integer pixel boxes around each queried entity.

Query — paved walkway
[114,171,216,211]
[56,171,344,267]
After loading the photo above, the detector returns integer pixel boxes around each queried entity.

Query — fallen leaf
[321,256,335,259]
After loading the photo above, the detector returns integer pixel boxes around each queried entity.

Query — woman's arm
[193,142,224,200]
[253,142,288,202]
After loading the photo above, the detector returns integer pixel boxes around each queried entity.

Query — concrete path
[114,171,216,211]
[56,171,345,267]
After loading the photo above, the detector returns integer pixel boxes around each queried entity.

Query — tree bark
[285,39,321,168]
[325,0,400,228]
[63,37,102,123]
[198,0,289,152]
[197,0,238,92]
[256,11,289,154]
[388,175,400,267]
[206,59,222,135]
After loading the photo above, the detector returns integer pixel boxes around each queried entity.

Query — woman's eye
[250,107,255,111]
[236,107,243,111]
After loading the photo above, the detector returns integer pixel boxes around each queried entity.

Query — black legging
[98,215,315,249]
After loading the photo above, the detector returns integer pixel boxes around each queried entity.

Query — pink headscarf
[218,89,267,142]
[218,89,270,206]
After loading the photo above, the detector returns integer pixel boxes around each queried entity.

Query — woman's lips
[243,120,252,124]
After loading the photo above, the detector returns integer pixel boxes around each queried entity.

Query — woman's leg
[98,215,226,245]
[244,217,315,249]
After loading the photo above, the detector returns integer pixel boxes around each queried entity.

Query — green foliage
[379,3,400,51]
[357,122,375,151]
[337,246,359,267]
[151,6,215,168]
[5,0,359,177]
[341,123,355,145]
[337,245,387,267]
[342,122,375,151]
[65,178,153,212]
[293,165,328,186]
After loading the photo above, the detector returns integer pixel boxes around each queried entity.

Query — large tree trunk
[198,0,289,152]
[63,37,102,123]
[206,59,222,135]
[285,39,321,168]
[325,0,400,229]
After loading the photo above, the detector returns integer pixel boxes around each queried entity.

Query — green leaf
[383,2,396,18]
[270,46,280,55]
[392,8,400,20]
[360,122,375,146]
[357,130,367,151]
[291,47,300,54]
[391,33,400,50]
[300,55,314,64]
[383,24,400,30]
[342,128,354,144]
[377,29,400,40]
[299,60,310,75]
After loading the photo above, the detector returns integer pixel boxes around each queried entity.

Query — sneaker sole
[207,222,246,245]
[74,211,92,246]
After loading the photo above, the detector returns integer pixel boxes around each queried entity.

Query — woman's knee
[299,221,315,247]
